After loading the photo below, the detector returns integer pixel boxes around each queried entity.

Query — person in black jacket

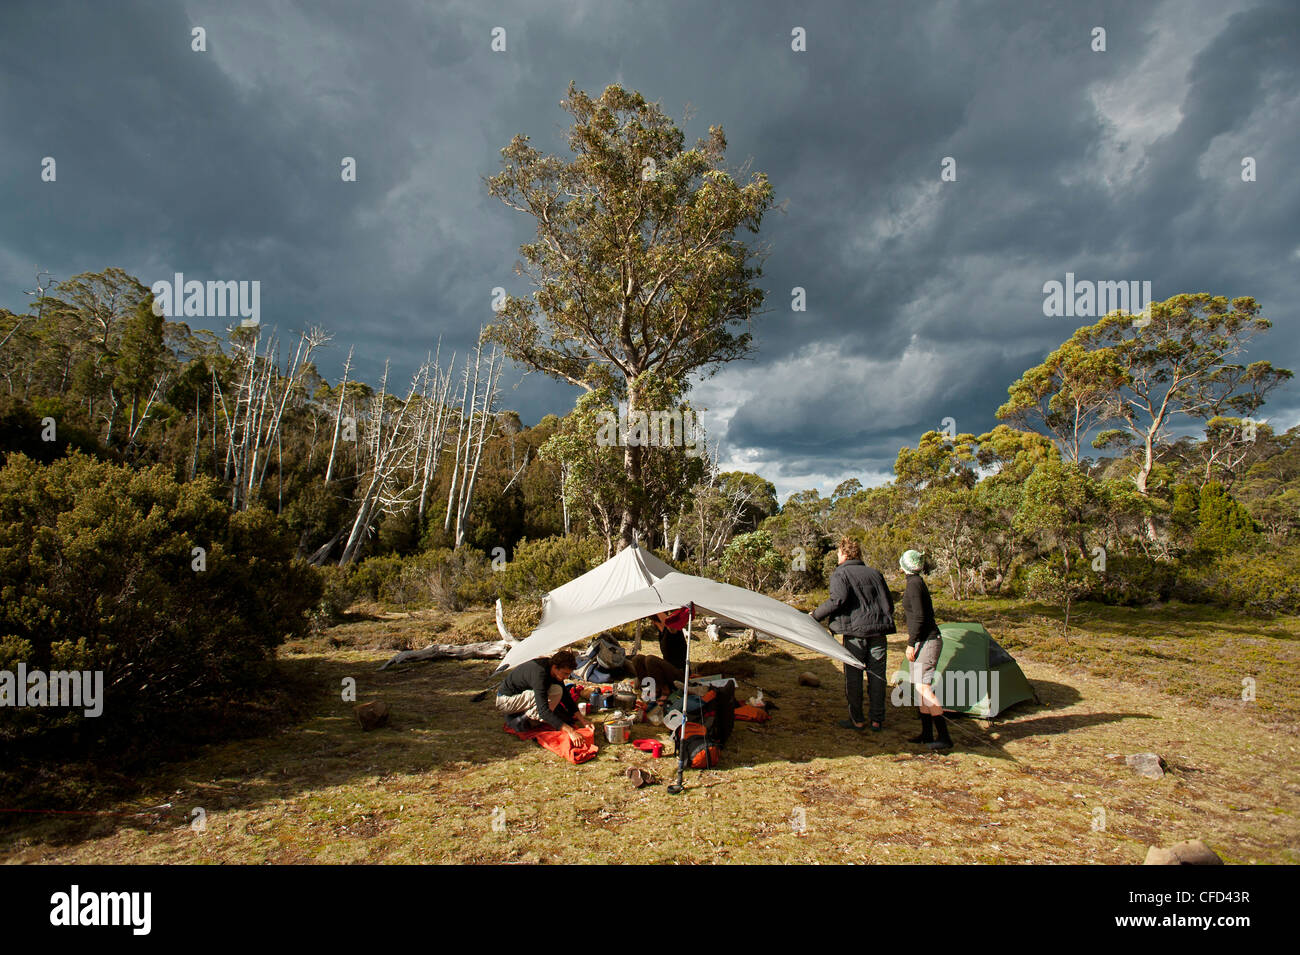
[495,650,590,746]
[649,608,690,672]
[900,549,952,751]
[812,537,895,731]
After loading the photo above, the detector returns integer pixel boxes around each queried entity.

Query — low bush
[491,535,606,604]
[351,555,405,602]
[1083,553,1179,606]
[311,564,361,628]
[1175,545,1300,617]
[0,452,322,742]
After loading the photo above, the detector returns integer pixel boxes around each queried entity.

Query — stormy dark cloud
[3,0,1297,500]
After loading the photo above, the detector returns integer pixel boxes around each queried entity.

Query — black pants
[659,630,687,672]
[843,633,888,725]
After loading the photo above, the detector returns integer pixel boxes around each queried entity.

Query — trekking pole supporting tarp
[667,603,694,795]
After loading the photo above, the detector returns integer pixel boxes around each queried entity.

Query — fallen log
[379,640,511,670]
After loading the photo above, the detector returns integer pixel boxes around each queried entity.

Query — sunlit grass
[4,599,1296,864]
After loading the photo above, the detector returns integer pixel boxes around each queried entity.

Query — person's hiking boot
[869,720,883,732]
[929,714,953,751]
[504,712,533,734]
[835,718,866,731]
[909,713,934,744]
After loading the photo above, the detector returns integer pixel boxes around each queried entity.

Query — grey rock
[1143,839,1223,865]
[355,700,390,731]
[1125,752,1165,779]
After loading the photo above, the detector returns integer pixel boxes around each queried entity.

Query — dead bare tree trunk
[443,358,471,534]
[378,640,512,669]
[337,359,438,565]
[453,341,502,548]
[559,459,571,536]
[416,348,455,527]
[324,346,353,485]
[212,325,329,510]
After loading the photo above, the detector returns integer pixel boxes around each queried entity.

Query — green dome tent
[892,622,1036,718]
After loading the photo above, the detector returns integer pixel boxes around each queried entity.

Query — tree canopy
[485,82,774,545]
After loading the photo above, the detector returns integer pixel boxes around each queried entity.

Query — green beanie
[900,550,925,574]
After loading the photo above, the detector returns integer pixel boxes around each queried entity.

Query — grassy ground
[3,598,1297,864]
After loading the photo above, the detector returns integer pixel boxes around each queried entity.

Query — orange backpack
[677,721,720,769]
[733,704,770,722]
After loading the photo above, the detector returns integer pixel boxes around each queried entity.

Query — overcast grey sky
[3,0,1297,500]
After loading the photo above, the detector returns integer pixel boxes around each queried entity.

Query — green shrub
[283,478,350,557]
[1195,482,1262,553]
[720,530,785,592]
[0,395,104,465]
[351,555,405,602]
[821,549,840,586]
[783,545,827,593]
[492,535,606,604]
[312,565,360,626]
[350,547,495,611]
[1176,545,1300,616]
[376,508,420,555]
[1023,556,1089,634]
[1083,553,1179,605]
[0,452,322,738]
[386,547,491,611]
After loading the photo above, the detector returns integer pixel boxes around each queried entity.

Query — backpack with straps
[578,632,627,679]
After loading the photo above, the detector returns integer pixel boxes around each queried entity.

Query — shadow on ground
[1,651,527,851]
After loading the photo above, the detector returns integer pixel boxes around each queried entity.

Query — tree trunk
[1137,426,1160,540]
[1135,429,1155,495]
[617,385,644,550]
[324,347,352,485]
[308,526,349,565]
[444,364,471,533]
[190,391,200,481]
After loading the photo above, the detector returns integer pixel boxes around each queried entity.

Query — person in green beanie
[900,549,952,751]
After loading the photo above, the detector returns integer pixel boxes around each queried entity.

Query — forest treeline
[1,268,1298,758]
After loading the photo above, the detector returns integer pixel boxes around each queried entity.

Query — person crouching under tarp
[496,649,591,747]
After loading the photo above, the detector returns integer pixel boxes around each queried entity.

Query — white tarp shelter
[537,543,674,628]
[500,546,862,671]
